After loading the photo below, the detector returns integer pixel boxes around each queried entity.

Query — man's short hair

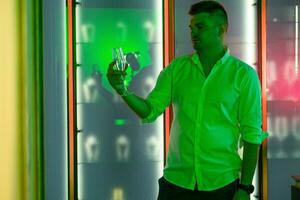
[189,1,228,26]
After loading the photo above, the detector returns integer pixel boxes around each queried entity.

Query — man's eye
[196,25,204,29]
[189,25,204,30]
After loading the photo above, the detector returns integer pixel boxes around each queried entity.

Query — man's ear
[218,24,227,36]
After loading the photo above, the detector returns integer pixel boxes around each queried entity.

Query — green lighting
[79,8,156,93]
[115,119,126,126]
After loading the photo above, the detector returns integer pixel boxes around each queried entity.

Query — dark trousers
[157,176,238,200]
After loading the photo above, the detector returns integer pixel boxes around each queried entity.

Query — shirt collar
[190,47,230,66]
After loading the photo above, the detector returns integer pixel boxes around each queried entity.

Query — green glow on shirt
[141,50,268,190]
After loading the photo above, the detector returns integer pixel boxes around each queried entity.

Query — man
[107,1,267,200]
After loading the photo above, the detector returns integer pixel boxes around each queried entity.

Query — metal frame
[163,0,175,163]
[66,0,172,198]
[257,0,268,199]
[67,0,77,199]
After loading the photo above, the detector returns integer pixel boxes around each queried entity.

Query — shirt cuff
[140,100,158,124]
[240,130,268,146]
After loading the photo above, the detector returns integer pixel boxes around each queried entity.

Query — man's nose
[190,27,199,36]
[191,31,199,39]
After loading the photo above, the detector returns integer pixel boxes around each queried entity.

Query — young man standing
[107,1,267,199]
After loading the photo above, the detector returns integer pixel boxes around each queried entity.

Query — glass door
[266,0,300,199]
[73,1,164,199]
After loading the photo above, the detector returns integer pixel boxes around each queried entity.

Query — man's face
[189,12,222,51]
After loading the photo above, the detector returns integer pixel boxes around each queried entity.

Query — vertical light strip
[244,1,256,67]
[75,4,84,200]
[295,5,298,76]
[63,3,69,200]
[154,0,164,178]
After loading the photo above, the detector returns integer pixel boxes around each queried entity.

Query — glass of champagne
[112,47,126,71]
[112,47,127,91]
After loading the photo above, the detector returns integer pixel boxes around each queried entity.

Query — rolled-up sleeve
[238,68,268,144]
[141,67,172,123]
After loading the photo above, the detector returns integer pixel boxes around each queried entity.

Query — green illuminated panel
[79,8,157,92]
[114,118,126,126]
